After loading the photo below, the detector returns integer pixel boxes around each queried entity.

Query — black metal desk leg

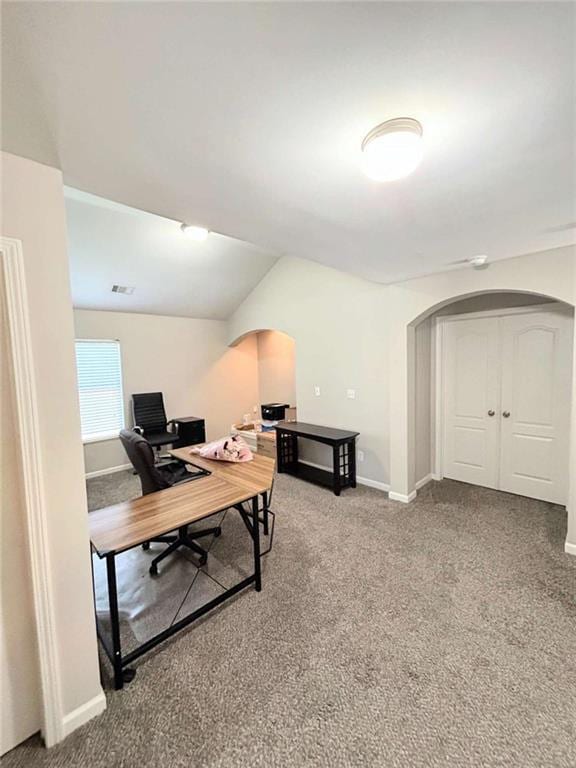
[106,553,124,690]
[262,491,269,536]
[333,445,341,496]
[252,496,262,591]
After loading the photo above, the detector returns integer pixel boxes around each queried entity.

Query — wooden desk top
[169,447,275,494]
[89,449,275,557]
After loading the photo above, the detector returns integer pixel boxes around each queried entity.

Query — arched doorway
[388,279,576,554]
[412,292,573,505]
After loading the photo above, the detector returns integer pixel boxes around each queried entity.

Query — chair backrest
[132,392,167,436]
[119,429,172,495]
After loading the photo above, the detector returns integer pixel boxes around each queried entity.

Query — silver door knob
[488,410,495,417]
[503,411,511,418]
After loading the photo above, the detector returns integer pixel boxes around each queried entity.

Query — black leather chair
[119,429,221,575]
[131,392,176,460]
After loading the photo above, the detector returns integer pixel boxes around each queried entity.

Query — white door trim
[433,302,569,485]
[433,316,444,481]
[1,237,65,746]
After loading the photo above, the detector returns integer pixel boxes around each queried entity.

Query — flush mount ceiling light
[361,117,423,182]
[180,223,209,241]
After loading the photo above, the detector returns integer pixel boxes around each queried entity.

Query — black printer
[261,403,289,421]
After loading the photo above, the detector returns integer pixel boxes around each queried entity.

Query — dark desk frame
[275,422,359,496]
[92,493,268,690]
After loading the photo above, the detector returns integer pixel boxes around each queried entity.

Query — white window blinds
[75,339,125,441]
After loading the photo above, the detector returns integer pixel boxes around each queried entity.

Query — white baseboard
[356,475,390,492]
[85,463,131,479]
[564,541,576,557]
[61,690,106,739]
[415,473,434,491]
[298,460,389,493]
[388,490,418,504]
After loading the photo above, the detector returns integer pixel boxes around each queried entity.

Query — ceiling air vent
[111,285,135,295]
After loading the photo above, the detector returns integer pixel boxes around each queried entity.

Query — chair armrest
[158,459,183,471]
[159,460,208,485]
[133,425,144,435]
[167,419,178,434]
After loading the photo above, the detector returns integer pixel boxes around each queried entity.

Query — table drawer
[257,435,276,459]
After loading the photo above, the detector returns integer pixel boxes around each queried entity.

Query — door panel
[442,317,500,488]
[499,310,572,504]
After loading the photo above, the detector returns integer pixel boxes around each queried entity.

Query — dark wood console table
[275,421,359,496]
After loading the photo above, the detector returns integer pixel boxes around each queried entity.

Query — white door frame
[1,237,65,747]
[433,302,571,489]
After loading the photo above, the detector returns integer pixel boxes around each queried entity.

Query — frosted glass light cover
[361,118,423,182]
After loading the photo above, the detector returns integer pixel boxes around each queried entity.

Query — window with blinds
[75,339,125,442]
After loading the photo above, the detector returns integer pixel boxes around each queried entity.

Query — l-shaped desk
[89,449,275,689]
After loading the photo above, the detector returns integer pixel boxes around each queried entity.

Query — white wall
[414,318,432,485]
[74,310,260,474]
[1,269,41,754]
[257,330,296,407]
[229,257,389,487]
[1,152,104,742]
[229,246,576,515]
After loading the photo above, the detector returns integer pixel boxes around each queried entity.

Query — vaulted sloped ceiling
[2,2,575,285]
[65,189,279,319]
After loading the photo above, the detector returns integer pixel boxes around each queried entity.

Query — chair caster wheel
[199,555,207,566]
[149,564,158,576]
[142,542,150,551]
[123,668,136,683]
[214,528,222,538]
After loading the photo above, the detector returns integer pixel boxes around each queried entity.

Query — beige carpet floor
[4,473,576,767]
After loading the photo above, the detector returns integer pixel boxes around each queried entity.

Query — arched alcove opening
[408,290,574,514]
[229,327,297,427]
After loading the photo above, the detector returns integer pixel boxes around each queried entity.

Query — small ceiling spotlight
[180,223,209,241]
[469,254,488,268]
[447,253,490,269]
[361,117,423,182]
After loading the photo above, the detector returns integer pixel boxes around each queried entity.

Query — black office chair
[119,429,221,575]
[131,392,177,461]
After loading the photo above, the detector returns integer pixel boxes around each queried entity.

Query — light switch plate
[347,389,356,399]
[358,450,365,462]
[314,386,321,397]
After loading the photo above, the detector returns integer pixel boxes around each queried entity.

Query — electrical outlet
[253,405,258,413]
[358,450,365,462]
[314,386,321,397]
[347,388,356,399]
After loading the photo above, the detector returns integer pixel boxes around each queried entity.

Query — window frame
[75,338,126,444]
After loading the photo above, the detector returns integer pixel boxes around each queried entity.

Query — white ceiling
[2,2,575,284]
[65,188,278,319]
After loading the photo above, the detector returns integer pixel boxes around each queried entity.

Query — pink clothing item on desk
[190,434,253,463]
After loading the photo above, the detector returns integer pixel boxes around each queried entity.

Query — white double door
[441,307,573,505]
